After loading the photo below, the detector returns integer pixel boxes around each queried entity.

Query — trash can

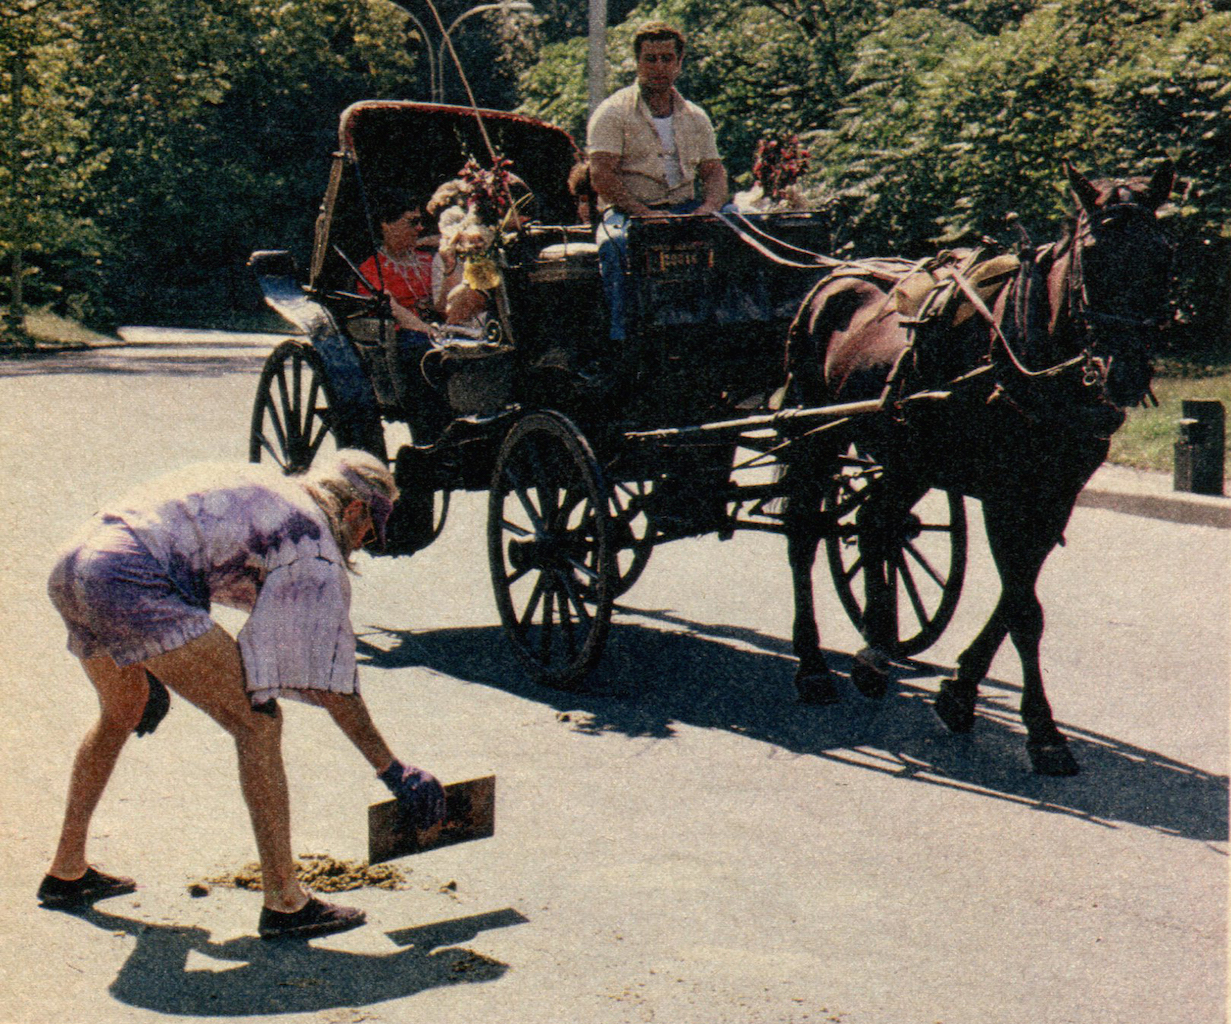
[1174,398,1225,496]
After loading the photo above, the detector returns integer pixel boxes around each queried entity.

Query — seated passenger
[355,192,447,442]
[428,181,492,338]
[568,159,598,227]
[356,192,436,334]
[427,167,535,338]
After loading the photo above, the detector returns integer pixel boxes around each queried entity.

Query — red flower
[459,156,514,220]
[752,134,810,200]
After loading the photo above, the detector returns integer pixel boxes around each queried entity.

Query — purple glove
[378,760,447,831]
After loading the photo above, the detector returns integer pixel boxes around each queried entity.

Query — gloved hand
[378,760,447,832]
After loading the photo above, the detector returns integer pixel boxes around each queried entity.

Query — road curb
[1079,465,1231,529]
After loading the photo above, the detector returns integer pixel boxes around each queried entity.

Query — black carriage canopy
[309,101,581,294]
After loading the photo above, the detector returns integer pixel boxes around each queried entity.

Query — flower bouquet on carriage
[734,133,815,213]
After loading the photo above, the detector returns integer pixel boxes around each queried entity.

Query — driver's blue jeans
[596,200,702,342]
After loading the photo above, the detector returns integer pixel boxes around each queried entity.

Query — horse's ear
[1064,160,1101,213]
[1145,159,1175,211]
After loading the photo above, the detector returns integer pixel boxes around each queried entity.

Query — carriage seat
[525,240,600,284]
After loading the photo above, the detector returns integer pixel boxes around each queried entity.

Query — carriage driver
[587,21,730,343]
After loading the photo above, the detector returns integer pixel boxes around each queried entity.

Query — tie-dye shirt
[103,463,357,705]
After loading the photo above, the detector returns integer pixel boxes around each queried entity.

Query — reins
[713,210,847,270]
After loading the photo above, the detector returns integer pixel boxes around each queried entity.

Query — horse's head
[1062,159,1175,408]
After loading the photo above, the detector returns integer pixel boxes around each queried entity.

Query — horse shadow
[56,904,526,1016]
[357,610,1228,846]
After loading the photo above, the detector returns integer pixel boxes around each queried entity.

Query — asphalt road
[0,331,1226,1024]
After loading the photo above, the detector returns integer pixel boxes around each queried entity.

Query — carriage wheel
[609,478,655,597]
[250,339,385,470]
[823,447,967,658]
[488,412,617,689]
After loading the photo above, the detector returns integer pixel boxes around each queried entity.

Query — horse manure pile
[205,854,410,893]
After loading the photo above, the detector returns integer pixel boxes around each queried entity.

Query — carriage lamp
[1174,398,1225,496]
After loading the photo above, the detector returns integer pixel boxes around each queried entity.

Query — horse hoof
[933,681,976,734]
[795,670,840,706]
[850,650,889,700]
[1027,740,1080,776]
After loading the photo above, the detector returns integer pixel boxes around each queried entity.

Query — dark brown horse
[782,160,1175,774]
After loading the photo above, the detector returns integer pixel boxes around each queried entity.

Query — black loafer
[258,896,366,940]
[37,866,137,908]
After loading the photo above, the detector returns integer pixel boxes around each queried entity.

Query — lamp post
[436,1,534,104]
[385,1,533,103]
[588,0,606,117]
[398,7,437,102]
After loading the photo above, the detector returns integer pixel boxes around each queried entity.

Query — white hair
[298,449,396,565]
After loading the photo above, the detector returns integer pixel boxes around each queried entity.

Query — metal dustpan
[368,776,495,865]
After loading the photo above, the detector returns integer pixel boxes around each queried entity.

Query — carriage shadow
[358,614,1228,846]
[56,905,524,1016]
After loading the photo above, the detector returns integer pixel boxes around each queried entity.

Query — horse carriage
[247,100,966,686]
[248,100,1174,773]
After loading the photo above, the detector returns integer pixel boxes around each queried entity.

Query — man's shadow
[359,610,1228,845]
[62,905,526,1016]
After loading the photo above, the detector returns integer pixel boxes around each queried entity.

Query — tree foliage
[0,1,108,331]
[1,0,1226,353]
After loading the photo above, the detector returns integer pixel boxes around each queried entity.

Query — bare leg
[48,659,149,880]
[306,691,395,774]
[142,626,308,911]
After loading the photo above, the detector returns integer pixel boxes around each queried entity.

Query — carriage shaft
[624,390,952,446]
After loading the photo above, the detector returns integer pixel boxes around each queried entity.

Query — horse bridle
[991,198,1171,399]
[1068,200,1173,334]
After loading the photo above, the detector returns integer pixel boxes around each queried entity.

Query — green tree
[815,0,1228,349]
[0,0,107,342]
[72,0,429,325]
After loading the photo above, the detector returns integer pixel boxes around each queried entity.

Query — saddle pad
[951,253,1020,325]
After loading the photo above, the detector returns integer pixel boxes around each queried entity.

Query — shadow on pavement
[0,348,267,378]
[59,905,525,1016]
[357,614,1228,847]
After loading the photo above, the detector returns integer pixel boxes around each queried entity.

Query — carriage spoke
[564,556,600,583]
[895,553,930,628]
[840,552,864,584]
[538,579,556,661]
[559,572,593,626]
[503,562,531,586]
[304,374,321,433]
[306,415,333,461]
[505,467,547,533]
[557,587,578,659]
[264,387,291,456]
[254,428,290,471]
[274,367,295,442]
[501,519,532,539]
[902,539,946,588]
[290,352,303,428]
[515,575,547,634]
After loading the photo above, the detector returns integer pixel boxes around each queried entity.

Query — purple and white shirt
[104,463,358,705]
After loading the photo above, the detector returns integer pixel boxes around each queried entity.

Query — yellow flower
[463,256,502,292]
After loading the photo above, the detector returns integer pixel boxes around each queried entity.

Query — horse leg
[850,480,926,699]
[982,498,1079,776]
[784,470,838,705]
[934,610,1008,732]
[850,538,892,699]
